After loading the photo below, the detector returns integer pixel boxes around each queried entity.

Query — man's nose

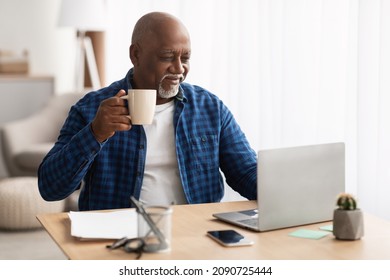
[170,57,185,74]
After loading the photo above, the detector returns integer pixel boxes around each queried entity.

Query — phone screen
[207,230,254,246]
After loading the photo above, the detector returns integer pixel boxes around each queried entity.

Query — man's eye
[161,56,174,61]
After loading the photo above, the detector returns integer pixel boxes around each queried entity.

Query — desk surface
[37,200,390,260]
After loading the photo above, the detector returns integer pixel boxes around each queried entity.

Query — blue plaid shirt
[38,69,257,210]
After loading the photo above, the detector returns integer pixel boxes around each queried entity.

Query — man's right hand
[91,89,132,143]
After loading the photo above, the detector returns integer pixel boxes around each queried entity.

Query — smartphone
[207,229,254,247]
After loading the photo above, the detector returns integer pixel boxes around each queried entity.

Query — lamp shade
[58,0,107,31]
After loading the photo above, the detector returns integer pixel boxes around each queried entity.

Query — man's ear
[129,44,140,66]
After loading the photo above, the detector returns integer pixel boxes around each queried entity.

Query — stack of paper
[68,209,138,240]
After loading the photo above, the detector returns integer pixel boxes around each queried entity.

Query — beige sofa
[0,93,84,211]
[0,93,83,176]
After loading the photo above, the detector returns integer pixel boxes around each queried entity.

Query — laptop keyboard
[238,218,259,227]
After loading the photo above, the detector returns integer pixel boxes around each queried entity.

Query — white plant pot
[333,209,364,240]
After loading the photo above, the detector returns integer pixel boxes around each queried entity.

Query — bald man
[38,12,257,211]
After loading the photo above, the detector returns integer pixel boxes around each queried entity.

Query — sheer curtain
[105,0,390,220]
[358,0,390,220]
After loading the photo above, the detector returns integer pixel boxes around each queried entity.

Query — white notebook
[68,209,138,240]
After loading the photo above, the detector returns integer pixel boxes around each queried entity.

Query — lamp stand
[75,31,101,92]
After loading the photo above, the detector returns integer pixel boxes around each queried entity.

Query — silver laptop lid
[257,142,345,231]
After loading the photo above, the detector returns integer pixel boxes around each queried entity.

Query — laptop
[213,142,345,231]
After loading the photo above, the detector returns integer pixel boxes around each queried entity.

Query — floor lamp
[58,0,107,92]
[75,31,101,92]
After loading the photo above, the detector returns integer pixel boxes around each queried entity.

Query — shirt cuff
[71,123,105,159]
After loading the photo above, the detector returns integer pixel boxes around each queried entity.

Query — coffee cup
[121,89,156,125]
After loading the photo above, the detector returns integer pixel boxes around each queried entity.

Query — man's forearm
[38,125,101,201]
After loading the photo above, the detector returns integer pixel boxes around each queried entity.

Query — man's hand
[91,90,131,142]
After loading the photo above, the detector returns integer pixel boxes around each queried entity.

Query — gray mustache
[162,75,184,82]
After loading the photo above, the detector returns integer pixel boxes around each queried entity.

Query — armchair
[0,93,84,176]
[0,93,84,211]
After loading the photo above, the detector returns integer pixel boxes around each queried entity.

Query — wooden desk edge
[37,212,71,259]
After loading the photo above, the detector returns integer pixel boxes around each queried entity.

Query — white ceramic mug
[121,89,156,125]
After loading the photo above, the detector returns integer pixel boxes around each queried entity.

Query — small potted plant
[333,193,364,240]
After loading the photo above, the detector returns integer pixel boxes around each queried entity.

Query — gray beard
[158,83,179,99]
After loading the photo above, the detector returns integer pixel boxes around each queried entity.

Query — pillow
[14,143,55,170]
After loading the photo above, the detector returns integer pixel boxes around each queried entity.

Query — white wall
[0,0,75,94]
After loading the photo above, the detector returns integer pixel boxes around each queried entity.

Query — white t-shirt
[139,100,187,205]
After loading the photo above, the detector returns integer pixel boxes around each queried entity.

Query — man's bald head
[131,12,190,46]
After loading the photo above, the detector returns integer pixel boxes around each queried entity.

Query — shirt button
[201,136,207,142]
[136,171,141,176]
[139,145,144,149]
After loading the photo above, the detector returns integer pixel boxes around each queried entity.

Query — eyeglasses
[106,237,145,259]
